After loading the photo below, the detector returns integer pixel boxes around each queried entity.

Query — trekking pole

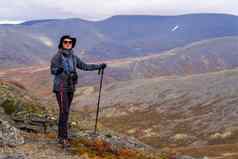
[60,81,64,114]
[94,68,104,134]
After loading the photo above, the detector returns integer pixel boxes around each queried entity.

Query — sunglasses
[63,40,73,44]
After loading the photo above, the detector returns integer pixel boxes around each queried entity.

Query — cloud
[0,20,25,24]
[0,0,237,21]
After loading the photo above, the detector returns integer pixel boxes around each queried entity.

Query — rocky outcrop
[0,154,27,159]
[71,130,152,153]
[0,80,56,133]
[0,118,24,147]
[175,156,208,159]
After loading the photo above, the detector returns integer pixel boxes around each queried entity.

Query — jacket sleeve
[50,54,63,75]
[76,56,101,71]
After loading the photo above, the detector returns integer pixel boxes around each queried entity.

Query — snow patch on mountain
[171,25,179,32]
[38,36,54,47]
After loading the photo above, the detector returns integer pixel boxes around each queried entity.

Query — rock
[0,154,27,159]
[11,112,57,133]
[0,118,24,147]
[209,131,232,139]
[71,130,152,153]
[176,156,208,159]
[176,156,195,159]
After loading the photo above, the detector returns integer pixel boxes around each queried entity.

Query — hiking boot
[62,139,71,148]
[57,138,64,144]
[67,137,73,142]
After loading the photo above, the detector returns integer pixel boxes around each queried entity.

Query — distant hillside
[75,68,238,148]
[0,13,238,67]
[1,36,238,97]
[65,36,238,83]
[105,36,238,79]
[0,25,54,68]
[93,14,238,57]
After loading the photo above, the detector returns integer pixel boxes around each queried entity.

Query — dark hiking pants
[55,91,74,139]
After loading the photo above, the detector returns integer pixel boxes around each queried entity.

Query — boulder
[0,118,24,147]
[0,154,27,159]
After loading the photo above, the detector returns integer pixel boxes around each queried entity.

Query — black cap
[58,35,77,49]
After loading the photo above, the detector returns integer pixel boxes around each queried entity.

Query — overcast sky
[0,0,237,23]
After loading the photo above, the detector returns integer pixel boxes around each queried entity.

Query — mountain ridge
[0,13,238,68]
[18,13,237,24]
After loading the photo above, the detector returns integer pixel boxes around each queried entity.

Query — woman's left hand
[100,63,107,69]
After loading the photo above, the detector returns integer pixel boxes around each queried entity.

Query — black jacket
[50,52,101,93]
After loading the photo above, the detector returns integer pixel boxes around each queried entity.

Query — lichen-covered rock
[11,111,57,133]
[0,80,56,134]
[176,156,208,159]
[0,153,27,159]
[0,118,24,147]
[71,130,152,154]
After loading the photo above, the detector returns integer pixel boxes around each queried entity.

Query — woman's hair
[58,35,77,49]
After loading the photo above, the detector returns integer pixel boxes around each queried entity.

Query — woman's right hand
[100,63,107,69]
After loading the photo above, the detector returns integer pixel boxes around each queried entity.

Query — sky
[0,0,237,23]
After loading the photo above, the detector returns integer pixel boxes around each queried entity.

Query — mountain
[74,68,238,149]
[0,36,238,97]
[0,25,54,68]
[93,14,238,57]
[104,36,238,79]
[0,13,238,68]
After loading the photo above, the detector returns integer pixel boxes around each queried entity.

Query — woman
[50,35,107,147]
